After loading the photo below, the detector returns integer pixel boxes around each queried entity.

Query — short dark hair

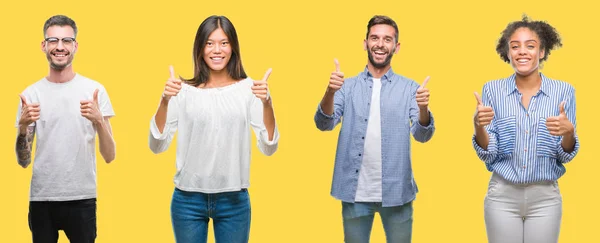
[184,15,247,86]
[496,15,562,63]
[366,15,399,41]
[43,15,78,37]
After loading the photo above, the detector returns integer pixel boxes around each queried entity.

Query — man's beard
[46,52,73,70]
[367,47,394,68]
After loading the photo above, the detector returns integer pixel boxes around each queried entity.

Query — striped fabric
[473,73,580,183]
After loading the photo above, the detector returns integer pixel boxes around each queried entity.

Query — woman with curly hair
[473,15,579,243]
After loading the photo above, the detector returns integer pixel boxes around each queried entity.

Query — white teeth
[211,57,223,60]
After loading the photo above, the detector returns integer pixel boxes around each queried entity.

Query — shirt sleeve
[98,85,115,118]
[556,86,579,163]
[249,95,279,156]
[472,83,499,164]
[149,96,179,154]
[314,82,345,131]
[409,81,435,142]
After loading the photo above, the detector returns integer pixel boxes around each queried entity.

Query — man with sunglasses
[15,15,115,243]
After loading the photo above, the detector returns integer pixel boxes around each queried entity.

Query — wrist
[93,118,105,127]
[161,95,171,105]
[18,124,29,135]
[563,129,575,139]
[474,124,486,133]
[262,97,272,107]
[326,87,337,95]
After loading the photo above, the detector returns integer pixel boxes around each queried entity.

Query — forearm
[561,131,576,153]
[319,91,335,116]
[15,125,35,168]
[263,100,276,141]
[95,118,116,163]
[154,97,170,133]
[418,108,430,126]
[474,126,490,150]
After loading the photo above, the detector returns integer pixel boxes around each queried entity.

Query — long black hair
[184,15,247,86]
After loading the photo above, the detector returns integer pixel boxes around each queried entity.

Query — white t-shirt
[16,74,115,201]
[355,78,382,202]
[149,78,279,193]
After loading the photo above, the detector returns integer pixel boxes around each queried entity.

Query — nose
[214,44,221,53]
[54,40,67,51]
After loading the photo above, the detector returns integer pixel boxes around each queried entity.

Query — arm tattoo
[16,126,35,168]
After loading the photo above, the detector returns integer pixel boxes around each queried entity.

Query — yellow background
[1,0,598,242]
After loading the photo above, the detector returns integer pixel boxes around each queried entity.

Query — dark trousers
[29,198,97,243]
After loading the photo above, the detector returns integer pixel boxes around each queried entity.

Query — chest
[346,80,413,118]
[180,92,250,128]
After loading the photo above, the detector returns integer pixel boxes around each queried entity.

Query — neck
[205,69,234,86]
[515,70,541,92]
[367,62,391,78]
[47,66,75,83]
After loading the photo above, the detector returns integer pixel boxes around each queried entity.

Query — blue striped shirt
[315,67,435,207]
[473,73,580,183]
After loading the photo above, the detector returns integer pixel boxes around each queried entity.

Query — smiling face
[364,24,400,69]
[508,27,545,77]
[42,25,77,70]
[202,27,232,73]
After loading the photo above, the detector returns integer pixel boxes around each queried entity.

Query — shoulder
[239,77,254,87]
[75,74,107,90]
[341,73,364,89]
[542,75,575,93]
[481,75,515,94]
[485,77,510,88]
[22,78,46,93]
[391,73,419,87]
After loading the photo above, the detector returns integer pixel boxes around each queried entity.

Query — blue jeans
[342,201,413,243]
[171,188,251,243]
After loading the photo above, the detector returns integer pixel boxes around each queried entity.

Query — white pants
[484,173,562,243]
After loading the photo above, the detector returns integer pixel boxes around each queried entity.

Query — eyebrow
[509,40,538,44]
[207,38,229,42]
[369,34,394,39]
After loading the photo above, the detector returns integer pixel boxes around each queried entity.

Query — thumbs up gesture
[326,59,344,94]
[18,94,41,128]
[546,101,574,136]
[80,89,103,125]
[251,68,272,104]
[163,65,183,101]
[416,76,430,110]
[473,92,494,128]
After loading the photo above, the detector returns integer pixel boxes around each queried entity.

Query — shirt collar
[505,72,550,97]
[360,66,395,81]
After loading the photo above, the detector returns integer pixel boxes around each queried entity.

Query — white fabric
[15,74,115,201]
[355,78,383,202]
[149,78,279,193]
[484,172,562,243]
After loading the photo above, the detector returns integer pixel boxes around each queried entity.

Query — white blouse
[149,78,279,193]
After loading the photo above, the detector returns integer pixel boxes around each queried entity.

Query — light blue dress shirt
[315,68,435,207]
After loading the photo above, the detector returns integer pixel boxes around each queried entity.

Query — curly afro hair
[496,15,562,63]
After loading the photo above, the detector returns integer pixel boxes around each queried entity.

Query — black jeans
[28,198,97,243]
